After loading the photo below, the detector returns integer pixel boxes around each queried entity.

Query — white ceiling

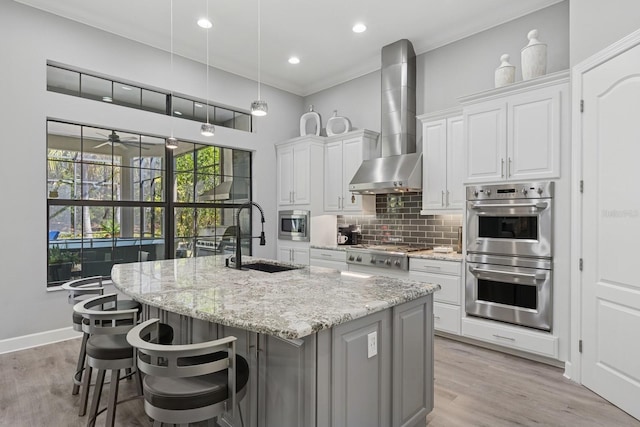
[17,0,562,96]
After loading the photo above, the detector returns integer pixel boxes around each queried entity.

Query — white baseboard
[0,327,81,355]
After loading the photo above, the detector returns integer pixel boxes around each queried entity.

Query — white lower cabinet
[277,241,310,265]
[409,258,462,336]
[462,316,559,359]
[433,303,461,335]
[309,248,347,271]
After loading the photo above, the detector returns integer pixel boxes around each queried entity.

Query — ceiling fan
[94,130,147,150]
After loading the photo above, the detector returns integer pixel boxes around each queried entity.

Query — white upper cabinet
[276,136,325,209]
[460,71,569,184]
[323,129,379,214]
[419,110,465,213]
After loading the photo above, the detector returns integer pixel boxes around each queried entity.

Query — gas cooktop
[345,245,431,270]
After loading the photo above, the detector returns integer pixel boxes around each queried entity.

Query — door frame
[569,27,640,382]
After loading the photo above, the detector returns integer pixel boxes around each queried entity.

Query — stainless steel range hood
[349,39,421,194]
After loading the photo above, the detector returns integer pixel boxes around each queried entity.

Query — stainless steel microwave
[278,210,310,241]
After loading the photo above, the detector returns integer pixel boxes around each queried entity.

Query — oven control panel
[466,181,554,200]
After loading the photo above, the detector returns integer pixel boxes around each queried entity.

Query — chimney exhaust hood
[349,39,421,194]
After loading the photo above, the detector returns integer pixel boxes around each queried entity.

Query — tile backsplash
[338,192,463,249]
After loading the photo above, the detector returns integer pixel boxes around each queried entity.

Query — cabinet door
[324,141,343,212]
[292,143,311,205]
[277,145,294,206]
[332,310,391,427]
[278,246,292,263]
[464,102,507,183]
[292,247,310,265]
[392,296,433,427]
[422,119,448,210]
[342,137,366,212]
[508,87,561,180]
[446,116,465,209]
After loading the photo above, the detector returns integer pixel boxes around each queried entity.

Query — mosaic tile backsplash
[338,192,463,250]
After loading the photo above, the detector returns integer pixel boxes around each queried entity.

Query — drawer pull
[492,334,515,341]
[434,315,441,320]
[321,254,332,257]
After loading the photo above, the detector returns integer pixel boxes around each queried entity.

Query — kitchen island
[111,255,440,427]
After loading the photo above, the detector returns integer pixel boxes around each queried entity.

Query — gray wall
[304,1,570,137]
[570,0,640,65]
[0,1,302,341]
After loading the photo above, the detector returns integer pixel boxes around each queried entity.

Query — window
[46,120,252,287]
[46,63,253,132]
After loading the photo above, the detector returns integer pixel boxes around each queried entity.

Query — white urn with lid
[521,29,547,80]
[494,54,515,88]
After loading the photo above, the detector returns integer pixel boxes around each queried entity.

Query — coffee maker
[337,225,360,245]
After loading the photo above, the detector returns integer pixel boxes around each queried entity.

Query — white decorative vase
[299,105,322,136]
[521,29,547,80]
[326,110,352,136]
[494,54,515,88]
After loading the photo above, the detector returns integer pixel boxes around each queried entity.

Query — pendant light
[166,0,178,150]
[250,0,268,117]
[200,0,215,137]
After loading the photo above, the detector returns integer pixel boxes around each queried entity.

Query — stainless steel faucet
[233,201,266,269]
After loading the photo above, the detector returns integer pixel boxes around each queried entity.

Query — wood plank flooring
[0,335,637,426]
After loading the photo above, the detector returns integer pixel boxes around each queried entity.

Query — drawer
[410,258,461,276]
[462,317,559,359]
[310,248,346,263]
[410,271,460,304]
[434,303,461,335]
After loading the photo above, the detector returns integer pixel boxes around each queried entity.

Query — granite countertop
[310,245,463,262]
[408,250,463,262]
[111,256,440,340]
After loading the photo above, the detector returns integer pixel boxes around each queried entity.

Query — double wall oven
[465,181,554,331]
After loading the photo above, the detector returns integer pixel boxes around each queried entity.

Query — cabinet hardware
[351,194,355,204]
[338,196,342,209]
[492,334,515,341]
[501,158,505,178]
[434,315,441,320]
[446,190,450,206]
[441,190,445,207]
[321,254,331,257]
[508,157,512,177]
[579,340,583,353]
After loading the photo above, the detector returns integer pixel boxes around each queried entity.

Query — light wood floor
[0,336,638,426]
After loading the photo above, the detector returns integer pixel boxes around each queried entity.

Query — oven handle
[468,266,546,283]
[470,201,548,210]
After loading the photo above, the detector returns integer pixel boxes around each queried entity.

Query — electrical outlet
[367,331,377,358]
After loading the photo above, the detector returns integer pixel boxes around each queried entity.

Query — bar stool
[127,318,250,427]
[62,277,141,398]
[74,293,141,427]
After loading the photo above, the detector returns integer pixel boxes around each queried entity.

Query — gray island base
[111,256,440,427]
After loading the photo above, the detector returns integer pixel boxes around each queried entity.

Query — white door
[446,116,465,209]
[342,137,365,212]
[292,143,310,205]
[464,102,507,183]
[581,41,640,420]
[324,140,343,212]
[422,119,447,210]
[277,145,294,206]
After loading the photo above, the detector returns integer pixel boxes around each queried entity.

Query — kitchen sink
[241,261,301,273]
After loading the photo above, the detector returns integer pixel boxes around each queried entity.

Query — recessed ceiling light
[174,110,183,116]
[352,23,367,33]
[288,56,300,65]
[197,18,212,29]
[102,96,113,102]
[121,86,133,91]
